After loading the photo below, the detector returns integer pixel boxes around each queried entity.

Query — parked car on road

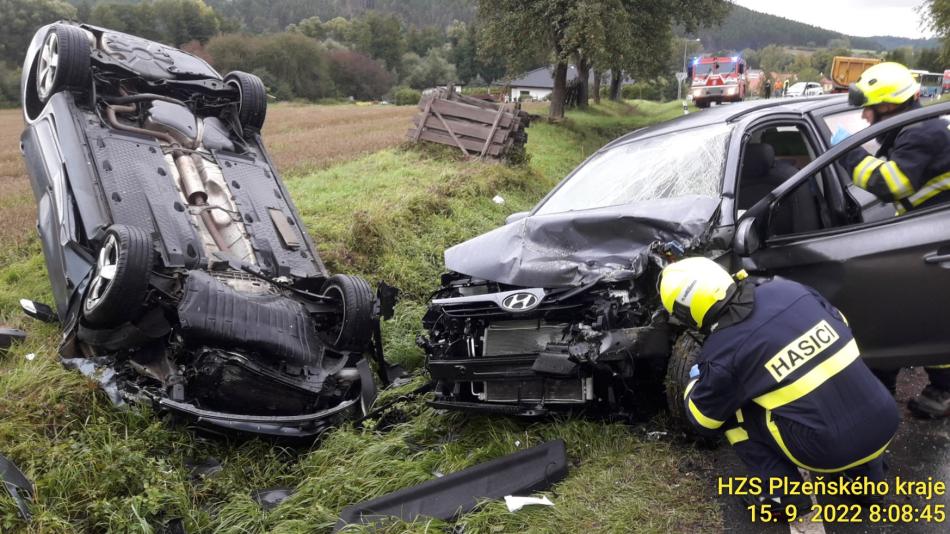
[19,22,397,438]
[785,82,824,97]
[419,94,950,421]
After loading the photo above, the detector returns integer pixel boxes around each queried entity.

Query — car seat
[737,143,823,235]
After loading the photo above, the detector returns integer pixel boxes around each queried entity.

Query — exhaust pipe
[104,102,231,254]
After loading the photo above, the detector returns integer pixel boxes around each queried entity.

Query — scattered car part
[333,439,568,531]
[19,21,400,438]
[183,457,222,481]
[0,453,34,522]
[504,495,554,512]
[0,328,27,354]
[251,488,294,511]
[19,299,57,323]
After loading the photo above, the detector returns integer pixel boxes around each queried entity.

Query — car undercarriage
[20,22,397,438]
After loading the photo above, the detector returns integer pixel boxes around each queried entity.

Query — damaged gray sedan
[421,96,950,419]
[19,22,396,438]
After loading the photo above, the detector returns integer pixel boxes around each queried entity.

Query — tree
[0,0,77,63]
[348,11,406,72]
[885,47,914,66]
[447,20,505,84]
[758,44,795,74]
[476,0,727,118]
[328,49,394,99]
[407,26,444,56]
[922,0,950,63]
[207,32,334,100]
[290,16,327,39]
[90,0,221,46]
[403,49,457,89]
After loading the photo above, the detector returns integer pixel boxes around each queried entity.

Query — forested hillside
[870,35,941,51]
[695,4,884,51]
[203,0,475,31]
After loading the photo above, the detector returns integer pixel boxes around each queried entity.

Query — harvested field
[262,103,416,174]
[0,103,416,257]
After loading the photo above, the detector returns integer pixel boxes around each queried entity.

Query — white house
[504,66,632,101]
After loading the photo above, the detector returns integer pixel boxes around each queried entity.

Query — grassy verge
[0,100,719,533]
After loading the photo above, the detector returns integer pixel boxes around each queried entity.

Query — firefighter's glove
[830,126,851,146]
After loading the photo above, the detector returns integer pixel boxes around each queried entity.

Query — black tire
[225,71,267,130]
[665,333,702,425]
[694,100,709,109]
[320,274,375,351]
[83,225,153,327]
[36,24,91,104]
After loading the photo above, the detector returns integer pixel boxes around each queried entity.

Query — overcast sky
[731,0,933,39]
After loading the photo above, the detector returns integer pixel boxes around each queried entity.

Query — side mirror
[738,64,745,74]
[687,65,693,79]
[505,211,529,225]
[733,217,761,256]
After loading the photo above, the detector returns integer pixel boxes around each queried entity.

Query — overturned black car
[420,95,950,419]
[20,22,396,437]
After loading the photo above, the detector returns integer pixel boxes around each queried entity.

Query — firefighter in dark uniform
[832,61,950,417]
[660,258,900,514]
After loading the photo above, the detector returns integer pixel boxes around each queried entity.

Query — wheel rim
[85,234,120,313]
[37,32,60,100]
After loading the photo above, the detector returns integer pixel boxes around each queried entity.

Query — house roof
[503,66,632,89]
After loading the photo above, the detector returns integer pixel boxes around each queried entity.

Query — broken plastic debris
[646,431,667,440]
[492,195,505,204]
[504,495,554,512]
[514,440,521,447]
[24,353,36,361]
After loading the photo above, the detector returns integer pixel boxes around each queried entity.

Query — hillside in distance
[204,0,474,32]
[868,35,940,50]
[698,6,938,52]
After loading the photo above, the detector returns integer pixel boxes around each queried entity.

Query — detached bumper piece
[333,439,568,531]
[1,453,34,522]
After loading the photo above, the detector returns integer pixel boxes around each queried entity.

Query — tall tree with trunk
[476,0,574,119]
[477,0,727,117]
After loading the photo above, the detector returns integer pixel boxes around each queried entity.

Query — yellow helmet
[660,257,736,329]
[848,62,919,108]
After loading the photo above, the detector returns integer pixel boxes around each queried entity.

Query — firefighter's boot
[909,385,950,418]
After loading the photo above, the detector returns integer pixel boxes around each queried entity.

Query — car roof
[604,95,848,148]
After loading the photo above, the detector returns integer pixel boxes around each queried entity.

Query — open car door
[734,101,950,370]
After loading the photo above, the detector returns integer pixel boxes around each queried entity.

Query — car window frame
[740,101,950,247]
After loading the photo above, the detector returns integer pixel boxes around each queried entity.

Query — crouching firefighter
[660,258,899,516]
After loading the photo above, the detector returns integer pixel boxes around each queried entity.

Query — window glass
[534,123,733,215]
[821,109,881,153]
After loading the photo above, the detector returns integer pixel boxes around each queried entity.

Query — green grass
[0,100,718,533]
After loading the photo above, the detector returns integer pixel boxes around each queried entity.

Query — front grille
[440,301,583,318]
[484,378,587,403]
[482,320,567,356]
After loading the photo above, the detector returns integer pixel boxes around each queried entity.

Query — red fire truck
[687,56,748,108]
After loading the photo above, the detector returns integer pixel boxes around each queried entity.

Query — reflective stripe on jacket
[683,278,899,471]
[843,107,950,214]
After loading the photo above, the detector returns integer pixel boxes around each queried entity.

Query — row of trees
[476,0,729,118]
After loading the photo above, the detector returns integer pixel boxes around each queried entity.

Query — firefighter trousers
[725,403,887,499]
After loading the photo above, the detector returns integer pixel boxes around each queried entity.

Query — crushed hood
[444,195,719,288]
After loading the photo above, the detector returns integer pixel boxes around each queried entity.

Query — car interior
[737,124,829,235]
